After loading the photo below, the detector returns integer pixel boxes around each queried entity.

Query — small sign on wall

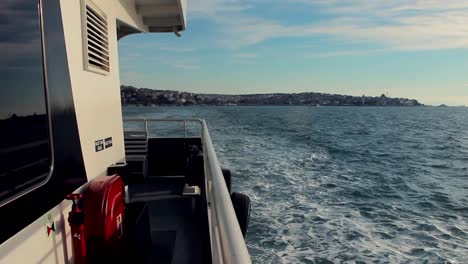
[105,137,113,148]
[95,139,104,152]
[95,137,113,152]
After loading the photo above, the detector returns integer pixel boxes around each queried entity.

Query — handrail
[124,118,204,123]
[123,118,203,138]
[123,118,251,264]
[201,120,252,264]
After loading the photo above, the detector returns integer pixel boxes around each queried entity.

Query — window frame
[0,0,88,245]
[0,0,55,207]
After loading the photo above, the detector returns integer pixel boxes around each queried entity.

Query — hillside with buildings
[121,85,423,107]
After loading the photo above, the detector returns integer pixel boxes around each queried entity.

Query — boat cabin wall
[60,0,147,182]
[1,1,190,263]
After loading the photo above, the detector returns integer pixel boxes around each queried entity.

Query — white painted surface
[62,0,126,182]
[0,199,75,264]
[0,0,187,263]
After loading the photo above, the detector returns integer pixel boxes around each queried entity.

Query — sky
[118,0,468,106]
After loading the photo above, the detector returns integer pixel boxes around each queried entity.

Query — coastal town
[121,85,423,107]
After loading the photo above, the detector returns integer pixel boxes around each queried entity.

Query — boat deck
[106,135,211,264]
[125,186,208,264]
[103,119,252,264]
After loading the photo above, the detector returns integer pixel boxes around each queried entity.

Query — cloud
[158,46,195,52]
[119,41,195,53]
[306,49,386,58]
[188,0,468,50]
[121,71,147,82]
[235,53,258,58]
[170,63,200,70]
[157,55,201,70]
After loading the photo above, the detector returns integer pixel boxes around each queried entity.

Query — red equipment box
[83,175,125,252]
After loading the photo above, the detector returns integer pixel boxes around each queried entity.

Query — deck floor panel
[125,180,207,264]
[147,198,204,264]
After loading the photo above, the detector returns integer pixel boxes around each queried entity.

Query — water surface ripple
[124,106,468,264]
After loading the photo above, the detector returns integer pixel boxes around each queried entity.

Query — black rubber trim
[221,169,232,194]
[231,192,251,238]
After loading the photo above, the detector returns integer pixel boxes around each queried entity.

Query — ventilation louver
[82,1,109,74]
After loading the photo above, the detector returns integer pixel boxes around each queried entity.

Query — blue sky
[119,0,468,105]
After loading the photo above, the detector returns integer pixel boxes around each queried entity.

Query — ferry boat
[0,0,252,263]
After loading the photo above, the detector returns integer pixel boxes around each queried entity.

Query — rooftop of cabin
[117,0,186,38]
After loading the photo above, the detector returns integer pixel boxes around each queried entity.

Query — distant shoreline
[121,85,423,107]
[123,104,435,107]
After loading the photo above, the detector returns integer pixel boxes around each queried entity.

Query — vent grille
[83,1,109,74]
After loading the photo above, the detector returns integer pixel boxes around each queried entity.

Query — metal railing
[123,118,251,264]
[123,118,203,138]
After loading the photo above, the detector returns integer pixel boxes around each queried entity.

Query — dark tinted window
[0,0,51,202]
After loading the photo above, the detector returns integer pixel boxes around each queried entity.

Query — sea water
[124,106,468,264]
